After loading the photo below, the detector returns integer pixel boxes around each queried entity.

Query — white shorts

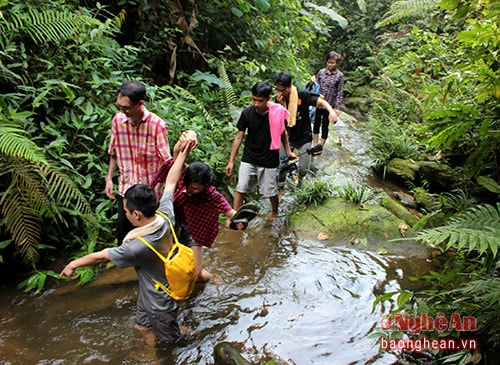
[236,162,278,198]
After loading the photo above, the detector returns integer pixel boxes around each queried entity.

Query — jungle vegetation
[0,0,498,363]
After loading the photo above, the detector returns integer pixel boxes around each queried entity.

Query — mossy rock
[417,161,457,191]
[386,158,420,182]
[380,195,419,227]
[290,197,430,258]
[290,197,406,241]
[214,342,253,365]
[413,187,441,212]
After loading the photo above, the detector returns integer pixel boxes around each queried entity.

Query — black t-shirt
[236,105,280,168]
[287,88,319,147]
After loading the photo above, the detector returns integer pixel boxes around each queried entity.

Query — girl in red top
[152,161,244,282]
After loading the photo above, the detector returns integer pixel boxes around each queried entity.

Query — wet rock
[393,191,417,208]
[213,342,253,365]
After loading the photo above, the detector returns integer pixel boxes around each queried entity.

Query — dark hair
[124,184,157,218]
[118,81,147,104]
[184,162,213,187]
[327,51,342,65]
[251,82,272,98]
[274,71,292,87]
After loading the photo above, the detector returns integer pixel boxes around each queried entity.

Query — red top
[108,108,171,196]
[151,160,232,248]
[174,185,232,248]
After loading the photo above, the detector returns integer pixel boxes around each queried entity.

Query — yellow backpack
[137,211,196,300]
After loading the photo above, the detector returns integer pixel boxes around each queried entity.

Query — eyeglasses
[115,103,137,113]
[276,86,289,93]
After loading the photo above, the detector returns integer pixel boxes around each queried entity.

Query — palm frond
[304,2,348,29]
[375,0,440,28]
[414,203,500,258]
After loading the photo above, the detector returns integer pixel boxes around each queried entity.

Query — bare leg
[233,191,245,210]
[313,133,319,146]
[134,324,157,349]
[192,245,212,282]
[266,195,279,220]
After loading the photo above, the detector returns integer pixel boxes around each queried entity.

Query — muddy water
[0,116,432,364]
[0,226,431,364]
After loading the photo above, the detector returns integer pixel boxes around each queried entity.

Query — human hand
[60,262,77,278]
[105,179,115,199]
[328,111,338,124]
[180,130,198,151]
[225,162,233,176]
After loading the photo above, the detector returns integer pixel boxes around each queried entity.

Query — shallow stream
[0,116,433,364]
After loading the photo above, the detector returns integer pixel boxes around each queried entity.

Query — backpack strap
[136,211,178,296]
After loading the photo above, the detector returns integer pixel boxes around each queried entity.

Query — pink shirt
[108,108,171,196]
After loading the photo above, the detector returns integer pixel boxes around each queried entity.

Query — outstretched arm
[164,140,194,194]
[60,249,110,278]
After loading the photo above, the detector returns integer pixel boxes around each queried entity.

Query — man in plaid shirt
[105,80,196,245]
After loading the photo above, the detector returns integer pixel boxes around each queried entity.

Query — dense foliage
[0,0,498,362]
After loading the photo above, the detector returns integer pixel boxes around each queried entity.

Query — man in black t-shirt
[274,71,337,186]
[226,82,296,220]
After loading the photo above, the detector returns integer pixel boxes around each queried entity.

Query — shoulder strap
[137,211,179,262]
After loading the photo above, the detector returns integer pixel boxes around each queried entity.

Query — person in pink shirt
[105,80,196,245]
[226,82,296,220]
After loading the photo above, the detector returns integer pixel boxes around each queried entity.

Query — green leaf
[476,176,500,194]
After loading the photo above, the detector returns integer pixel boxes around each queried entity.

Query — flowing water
[0,116,433,364]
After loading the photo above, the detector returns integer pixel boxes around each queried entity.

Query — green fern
[218,62,237,118]
[414,203,500,258]
[375,0,440,28]
[1,8,100,46]
[0,116,93,267]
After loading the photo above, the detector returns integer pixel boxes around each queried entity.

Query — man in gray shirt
[60,137,195,345]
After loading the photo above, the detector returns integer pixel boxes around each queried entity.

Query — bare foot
[196,269,212,283]
[265,212,278,221]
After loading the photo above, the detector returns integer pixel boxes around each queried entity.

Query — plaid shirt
[108,108,171,196]
[317,68,344,110]
[174,185,232,248]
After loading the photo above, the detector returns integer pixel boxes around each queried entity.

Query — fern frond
[376,0,440,28]
[449,277,500,308]
[414,203,500,258]
[0,119,48,164]
[1,188,42,267]
[2,8,104,46]
[41,163,92,214]
[218,62,237,117]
